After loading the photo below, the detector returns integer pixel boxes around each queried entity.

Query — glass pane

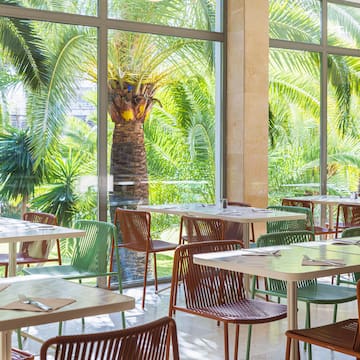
[6,0,97,16]
[0,18,98,230]
[108,30,217,283]
[328,3,360,49]
[108,0,221,32]
[269,0,321,44]
[268,48,321,205]
[327,55,360,195]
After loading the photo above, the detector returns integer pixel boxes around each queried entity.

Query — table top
[285,195,360,206]
[0,217,85,244]
[193,241,360,282]
[138,204,306,224]
[0,276,134,331]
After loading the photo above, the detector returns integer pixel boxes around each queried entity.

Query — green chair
[336,227,360,286]
[23,220,125,333]
[251,230,357,360]
[266,205,313,234]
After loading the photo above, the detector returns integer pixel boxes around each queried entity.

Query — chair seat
[151,239,178,252]
[286,319,358,354]
[314,225,336,236]
[176,298,287,324]
[0,253,53,265]
[262,283,357,304]
[23,265,118,280]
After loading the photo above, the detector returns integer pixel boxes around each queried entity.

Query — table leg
[8,242,17,277]
[287,281,299,360]
[243,223,250,293]
[0,331,12,360]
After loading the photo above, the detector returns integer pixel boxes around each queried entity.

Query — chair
[282,198,336,238]
[285,280,360,360]
[267,205,311,233]
[169,240,287,360]
[23,220,125,328]
[226,201,255,242]
[251,230,357,360]
[111,208,178,309]
[40,316,179,360]
[0,212,60,277]
[335,203,360,237]
[179,215,225,244]
[336,227,360,286]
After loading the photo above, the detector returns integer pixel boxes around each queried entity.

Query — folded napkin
[302,256,345,266]
[0,297,76,312]
[331,238,360,245]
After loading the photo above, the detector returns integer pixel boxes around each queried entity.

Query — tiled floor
[18,279,357,359]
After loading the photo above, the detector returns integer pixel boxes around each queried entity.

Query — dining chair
[11,347,34,360]
[227,201,255,242]
[267,205,310,233]
[251,230,357,360]
[285,280,360,360]
[281,198,336,238]
[23,220,125,331]
[111,208,178,309]
[335,203,360,237]
[40,316,179,360]
[169,240,287,360]
[0,211,60,277]
[336,226,360,286]
[179,215,225,244]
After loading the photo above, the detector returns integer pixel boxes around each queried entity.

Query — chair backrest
[114,208,151,252]
[353,281,360,352]
[169,240,244,311]
[256,230,315,292]
[281,198,314,212]
[40,316,179,360]
[20,212,58,258]
[336,204,360,236]
[341,226,360,238]
[267,205,313,234]
[71,220,116,273]
[179,215,225,243]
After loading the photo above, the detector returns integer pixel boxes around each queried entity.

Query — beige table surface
[138,204,306,247]
[0,276,135,360]
[0,217,85,276]
[193,243,360,360]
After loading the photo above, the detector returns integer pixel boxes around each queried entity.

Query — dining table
[138,203,306,248]
[193,239,360,360]
[0,275,135,360]
[0,217,85,277]
[284,195,360,230]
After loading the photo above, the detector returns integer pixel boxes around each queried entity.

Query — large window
[269,0,360,203]
[0,0,223,283]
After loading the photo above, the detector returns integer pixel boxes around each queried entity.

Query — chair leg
[17,328,23,349]
[245,324,252,360]
[153,253,158,292]
[142,252,150,309]
[223,323,229,360]
[234,324,240,360]
[285,336,291,360]
[333,303,338,323]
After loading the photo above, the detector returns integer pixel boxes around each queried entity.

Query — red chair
[335,203,360,237]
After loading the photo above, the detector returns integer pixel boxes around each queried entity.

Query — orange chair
[179,215,225,244]
[111,208,178,308]
[40,316,179,360]
[0,212,60,276]
[285,280,360,360]
[335,203,360,237]
[227,201,255,242]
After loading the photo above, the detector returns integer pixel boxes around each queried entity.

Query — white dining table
[0,217,85,277]
[0,275,135,360]
[138,204,306,247]
[193,241,360,360]
[284,195,360,230]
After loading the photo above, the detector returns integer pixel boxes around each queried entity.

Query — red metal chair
[335,203,360,237]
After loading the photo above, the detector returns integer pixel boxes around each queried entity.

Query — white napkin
[331,238,360,245]
[240,249,281,256]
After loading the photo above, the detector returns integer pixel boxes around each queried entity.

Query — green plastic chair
[23,220,125,333]
[251,230,357,360]
[266,205,313,234]
[336,227,360,286]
